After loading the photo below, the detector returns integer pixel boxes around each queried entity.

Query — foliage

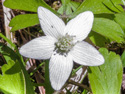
[10,14,39,31]
[88,48,123,94]
[0,0,125,93]
[0,42,34,94]
[0,59,25,94]
[122,51,125,67]
[92,18,124,43]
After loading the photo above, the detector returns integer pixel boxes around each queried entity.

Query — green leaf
[92,18,124,43]
[89,31,110,47]
[70,1,80,10]
[70,0,113,18]
[103,0,121,12]
[0,44,35,94]
[94,13,115,20]
[111,0,124,11]
[4,0,57,14]
[61,0,70,8]
[103,0,124,12]
[114,12,125,31]
[4,0,59,31]
[88,48,123,94]
[58,4,73,15]
[0,33,16,49]
[9,14,39,31]
[0,60,25,94]
[68,1,80,13]
[58,1,80,15]
[61,0,70,4]
[121,51,125,67]
[65,5,73,15]
[82,89,88,94]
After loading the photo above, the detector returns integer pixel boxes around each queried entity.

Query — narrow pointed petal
[19,36,57,59]
[38,7,65,39]
[64,11,94,41]
[49,53,73,90]
[70,41,104,66]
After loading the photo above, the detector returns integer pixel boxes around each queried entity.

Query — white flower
[19,6,104,90]
[122,0,125,5]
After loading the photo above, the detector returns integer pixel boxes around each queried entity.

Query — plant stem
[30,62,44,76]
[68,79,92,92]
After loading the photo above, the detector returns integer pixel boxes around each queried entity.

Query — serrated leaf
[9,14,39,31]
[88,48,123,94]
[0,44,34,94]
[70,0,113,18]
[92,18,125,43]
[121,51,125,67]
[0,60,25,94]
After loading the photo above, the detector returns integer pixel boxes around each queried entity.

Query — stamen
[55,34,75,55]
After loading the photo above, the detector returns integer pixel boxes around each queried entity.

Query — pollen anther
[55,34,75,54]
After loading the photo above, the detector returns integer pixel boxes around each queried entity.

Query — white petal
[64,11,94,41]
[38,7,65,39]
[70,41,104,66]
[49,53,73,90]
[19,36,57,59]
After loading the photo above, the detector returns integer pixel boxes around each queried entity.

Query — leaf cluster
[0,0,125,94]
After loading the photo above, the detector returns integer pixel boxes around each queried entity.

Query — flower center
[55,34,75,55]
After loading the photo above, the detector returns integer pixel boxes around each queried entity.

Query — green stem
[45,60,54,94]
[30,62,44,76]
[32,83,45,87]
